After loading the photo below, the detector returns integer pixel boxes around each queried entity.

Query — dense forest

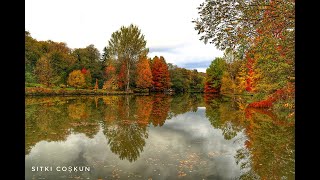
[25,25,205,93]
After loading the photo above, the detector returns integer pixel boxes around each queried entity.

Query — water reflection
[102,96,149,163]
[25,94,294,179]
[205,96,245,140]
[236,107,295,179]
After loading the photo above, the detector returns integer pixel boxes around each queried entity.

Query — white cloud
[25,0,223,72]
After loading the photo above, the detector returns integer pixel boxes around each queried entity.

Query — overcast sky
[25,0,223,72]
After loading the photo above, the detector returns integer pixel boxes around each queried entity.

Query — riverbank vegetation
[193,0,294,114]
[26,0,294,115]
[25,25,205,95]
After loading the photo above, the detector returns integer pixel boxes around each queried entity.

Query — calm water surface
[25,94,294,179]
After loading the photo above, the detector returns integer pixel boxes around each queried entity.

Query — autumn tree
[135,57,153,90]
[220,49,245,94]
[193,0,294,107]
[103,63,118,90]
[117,62,128,90]
[104,24,148,92]
[34,55,54,87]
[25,32,77,85]
[67,70,86,89]
[151,56,170,91]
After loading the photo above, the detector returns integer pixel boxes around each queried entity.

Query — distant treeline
[25,25,205,93]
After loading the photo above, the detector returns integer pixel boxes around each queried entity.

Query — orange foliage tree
[135,57,153,90]
[245,51,256,92]
[151,56,170,91]
[103,64,118,90]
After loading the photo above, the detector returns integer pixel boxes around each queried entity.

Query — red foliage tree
[81,67,87,74]
[204,81,219,93]
[117,62,127,90]
[247,86,290,108]
[151,56,170,91]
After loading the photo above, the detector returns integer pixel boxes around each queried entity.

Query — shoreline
[25,87,205,96]
[25,87,135,96]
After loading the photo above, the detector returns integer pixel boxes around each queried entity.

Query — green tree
[190,69,205,92]
[72,44,103,86]
[82,68,92,88]
[34,55,54,87]
[25,31,42,83]
[169,67,190,92]
[45,41,77,85]
[105,24,148,92]
[205,57,226,93]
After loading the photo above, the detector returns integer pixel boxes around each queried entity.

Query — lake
[25,94,294,179]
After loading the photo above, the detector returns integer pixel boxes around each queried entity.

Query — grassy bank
[25,87,134,96]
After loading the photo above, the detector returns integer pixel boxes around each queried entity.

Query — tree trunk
[126,95,130,118]
[126,60,130,92]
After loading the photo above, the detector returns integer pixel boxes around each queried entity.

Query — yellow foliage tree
[235,63,248,94]
[221,72,236,94]
[35,55,54,87]
[102,77,118,91]
[67,70,86,89]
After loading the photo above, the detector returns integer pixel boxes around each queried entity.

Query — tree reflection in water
[150,94,170,127]
[235,107,295,179]
[205,95,245,140]
[25,97,73,154]
[101,95,150,162]
[25,97,101,154]
[25,94,294,178]
[204,95,295,179]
